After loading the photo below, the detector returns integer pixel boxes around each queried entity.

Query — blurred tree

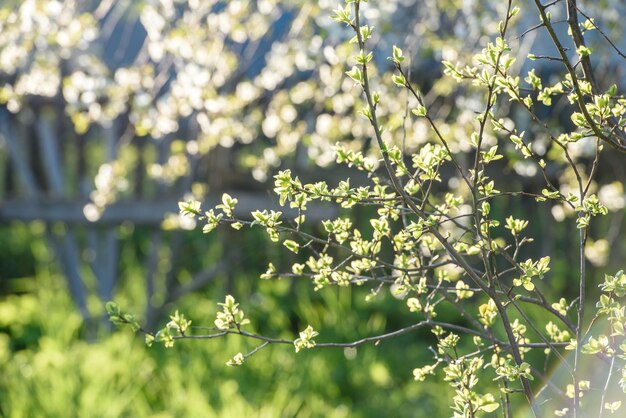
[0,0,517,323]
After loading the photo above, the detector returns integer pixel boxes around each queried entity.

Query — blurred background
[1,0,625,417]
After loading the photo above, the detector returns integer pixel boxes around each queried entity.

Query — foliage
[110,0,626,417]
[2,0,626,416]
[0,251,453,417]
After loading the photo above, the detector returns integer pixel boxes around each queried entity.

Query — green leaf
[576,45,593,57]
[411,105,427,117]
[480,402,500,413]
[392,73,406,87]
[178,200,201,217]
[283,239,299,254]
[105,301,119,315]
[390,45,404,64]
